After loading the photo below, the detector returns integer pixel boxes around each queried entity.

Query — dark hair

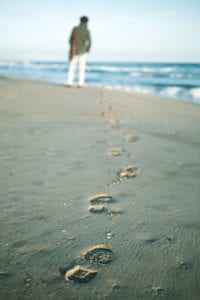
[80,16,89,23]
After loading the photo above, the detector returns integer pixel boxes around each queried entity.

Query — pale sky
[0,0,200,62]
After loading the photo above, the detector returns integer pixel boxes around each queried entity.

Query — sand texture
[0,76,200,300]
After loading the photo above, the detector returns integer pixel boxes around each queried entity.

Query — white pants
[67,54,87,86]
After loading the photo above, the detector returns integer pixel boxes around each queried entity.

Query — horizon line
[0,58,200,64]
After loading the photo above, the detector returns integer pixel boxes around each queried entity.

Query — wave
[87,65,134,73]
[103,84,200,103]
[190,87,200,100]
[88,66,177,74]
[0,60,67,71]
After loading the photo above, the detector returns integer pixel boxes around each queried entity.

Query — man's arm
[69,27,76,45]
[86,30,91,52]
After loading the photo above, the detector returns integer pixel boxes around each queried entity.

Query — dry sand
[0,76,200,300]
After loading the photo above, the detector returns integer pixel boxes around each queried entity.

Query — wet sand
[0,76,200,300]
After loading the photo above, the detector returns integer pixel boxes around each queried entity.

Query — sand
[0,76,200,300]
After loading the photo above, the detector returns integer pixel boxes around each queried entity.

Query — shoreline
[0,76,200,299]
[0,66,200,105]
[1,74,200,107]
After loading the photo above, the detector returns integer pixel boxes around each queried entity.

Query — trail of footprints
[60,92,140,284]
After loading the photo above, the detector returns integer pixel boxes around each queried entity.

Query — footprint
[98,91,107,102]
[88,205,107,213]
[107,208,123,220]
[83,244,113,264]
[178,261,193,270]
[127,152,135,159]
[97,111,107,118]
[108,208,123,216]
[88,194,113,204]
[124,134,136,142]
[106,105,113,111]
[109,119,120,131]
[119,165,141,180]
[108,147,123,156]
[65,265,97,283]
[97,99,103,104]
[150,286,164,295]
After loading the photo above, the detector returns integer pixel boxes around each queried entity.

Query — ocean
[0,60,200,104]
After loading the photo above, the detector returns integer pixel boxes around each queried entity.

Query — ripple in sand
[88,194,113,204]
[0,271,11,277]
[83,244,113,264]
[108,147,122,156]
[119,165,141,179]
[65,265,97,283]
[124,134,136,142]
[144,237,159,244]
[165,236,176,244]
[88,205,107,213]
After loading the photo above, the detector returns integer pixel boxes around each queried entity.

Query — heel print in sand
[65,265,97,283]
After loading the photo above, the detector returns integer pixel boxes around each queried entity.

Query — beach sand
[0,76,200,300]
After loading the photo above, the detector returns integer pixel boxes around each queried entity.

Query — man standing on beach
[67,16,91,88]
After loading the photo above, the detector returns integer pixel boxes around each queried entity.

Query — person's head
[80,16,89,24]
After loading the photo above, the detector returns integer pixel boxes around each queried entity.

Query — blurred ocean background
[0,60,200,104]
